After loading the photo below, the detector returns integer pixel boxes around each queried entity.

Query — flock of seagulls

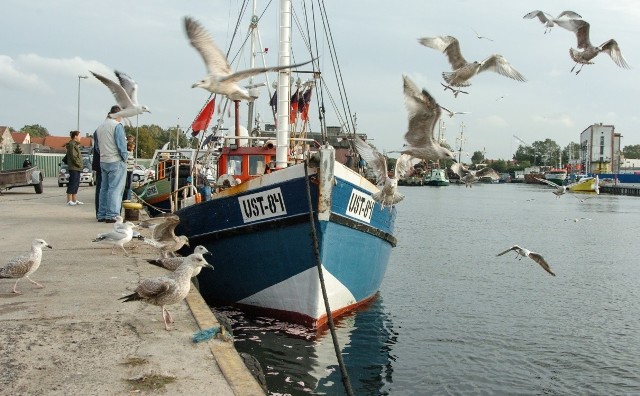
[524,9,630,74]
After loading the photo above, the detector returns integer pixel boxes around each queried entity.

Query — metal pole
[77,75,88,131]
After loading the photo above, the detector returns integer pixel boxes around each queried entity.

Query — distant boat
[424,167,450,186]
[568,175,599,193]
[544,168,568,186]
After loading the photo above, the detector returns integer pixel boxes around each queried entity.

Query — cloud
[478,115,508,128]
[0,55,51,92]
[532,113,575,128]
[16,54,111,79]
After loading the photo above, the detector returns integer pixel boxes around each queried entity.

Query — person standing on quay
[91,131,101,219]
[95,105,128,223]
[122,137,135,202]
[64,130,84,206]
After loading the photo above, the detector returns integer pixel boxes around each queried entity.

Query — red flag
[290,89,299,123]
[191,98,215,137]
[300,87,313,121]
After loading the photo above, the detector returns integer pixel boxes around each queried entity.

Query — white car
[58,157,96,187]
[131,164,155,182]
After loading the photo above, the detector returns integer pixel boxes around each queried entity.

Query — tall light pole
[77,75,88,131]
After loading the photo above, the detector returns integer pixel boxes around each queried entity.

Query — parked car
[58,156,96,187]
[131,164,155,182]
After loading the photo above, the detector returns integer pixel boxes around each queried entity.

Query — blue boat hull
[175,159,396,327]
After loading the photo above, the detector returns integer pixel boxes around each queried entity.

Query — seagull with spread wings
[90,70,150,122]
[391,75,457,164]
[418,36,526,97]
[554,18,630,74]
[0,239,52,294]
[184,16,314,101]
[523,10,582,34]
[353,135,413,209]
[144,215,190,258]
[497,245,556,276]
[450,163,500,187]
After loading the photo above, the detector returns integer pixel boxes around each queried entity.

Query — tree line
[6,124,640,164]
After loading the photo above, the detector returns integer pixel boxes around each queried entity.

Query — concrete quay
[0,178,264,395]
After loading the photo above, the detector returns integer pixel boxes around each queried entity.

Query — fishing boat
[171,1,397,328]
[544,168,568,186]
[424,167,449,186]
[568,174,599,193]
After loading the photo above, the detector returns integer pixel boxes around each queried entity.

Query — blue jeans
[98,161,126,220]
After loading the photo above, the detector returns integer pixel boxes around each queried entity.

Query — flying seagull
[450,163,500,187]
[554,18,630,74]
[471,28,493,41]
[389,75,457,163]
[523,10,582,34]
[0,239,52,294]
[147,245,212,277]
[439,105,470,118]
[92,221,135,256]
[90,70,151,121]
[534,177,568,198]
[119,253,213,330]
[418,36,526,97]
[497,245,556,276]
[184,16,315,101]
[353,135,414,209]
[144,215,190,258]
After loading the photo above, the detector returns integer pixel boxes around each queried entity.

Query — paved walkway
[0,178,264,395]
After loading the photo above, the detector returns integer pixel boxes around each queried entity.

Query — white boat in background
[544,168,568,186]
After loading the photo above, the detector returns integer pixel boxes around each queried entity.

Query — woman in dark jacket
[65,130,84,206]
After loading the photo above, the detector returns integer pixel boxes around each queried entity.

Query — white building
[579,123,621,174]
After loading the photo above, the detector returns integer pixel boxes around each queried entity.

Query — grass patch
[126,373,177,392]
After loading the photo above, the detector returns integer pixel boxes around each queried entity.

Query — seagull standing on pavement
[146,245,212,277]
[497,245,556,276]
[418,36,526,97]
[184,16,314,101]
[0,239,53,294]
[90,70,150,123]
[119,253,213,330]
[93,222,135,256]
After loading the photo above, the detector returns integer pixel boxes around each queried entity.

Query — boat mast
[275,0,292,169]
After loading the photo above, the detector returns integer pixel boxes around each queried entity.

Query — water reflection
[214,296,397,395]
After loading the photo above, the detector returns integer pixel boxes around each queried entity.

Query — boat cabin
[217,145,276,184]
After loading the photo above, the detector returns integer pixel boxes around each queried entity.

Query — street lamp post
[77,75,88,131]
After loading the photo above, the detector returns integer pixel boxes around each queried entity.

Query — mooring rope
[303,160,354,396]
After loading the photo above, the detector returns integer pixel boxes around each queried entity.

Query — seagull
[0,239,52,294]
[144,215,190,258]
[450,163,499,187]
[497,245,556,276]
[418,36,526,97]
[90,70,151,122]
[554,18,630,74]
[439,105,470,118]
[389,75,457,163]
[92,222,135,256]
[534,177,568,198]
[353,135,414,209]
[147,245,212,277]
[184,16,315,101]
[112,215,143,240]
[471,28,493,41]
[523,10,582,34]
[119,253,213,330]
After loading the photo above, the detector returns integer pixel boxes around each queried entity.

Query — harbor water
[213,183,640,395]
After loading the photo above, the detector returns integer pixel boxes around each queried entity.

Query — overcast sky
[2,0,639,161]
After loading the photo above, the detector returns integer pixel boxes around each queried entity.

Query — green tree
[562,142,580,164]
[623,144,640,159]
[13,144,23,154]
[471,150,485,164]
[490,159,508,172]
[20,124,49,137]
